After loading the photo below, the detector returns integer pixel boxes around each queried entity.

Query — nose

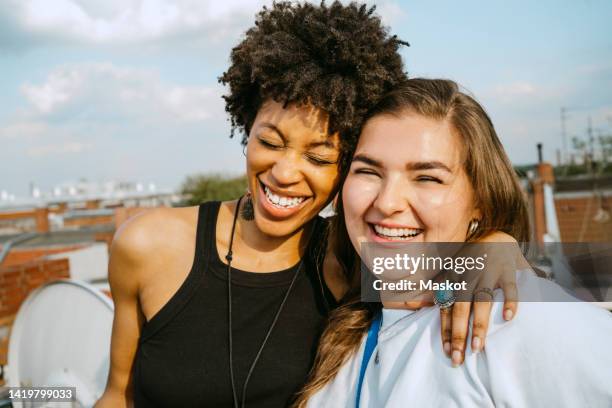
[270,150,303,186]
[372,175,409,217]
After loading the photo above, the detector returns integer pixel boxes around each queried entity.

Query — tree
[180,174,247,205]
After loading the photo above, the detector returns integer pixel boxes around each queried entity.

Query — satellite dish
[7,279,114,408]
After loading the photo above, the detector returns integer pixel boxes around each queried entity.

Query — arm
[95,217,149,408]
[440,231,528,366]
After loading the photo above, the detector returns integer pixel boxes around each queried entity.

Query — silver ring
[434,289,455,310]
[473,287,495,301]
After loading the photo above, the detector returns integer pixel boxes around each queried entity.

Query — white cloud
[483,80,568,106]
[492,81,536,99]
[375,0,408,25]
[0,62,240,195]
[1,62,226,170]
[27,141,93,157]
[165,87,219,121]
[17,62,224,123]
[0,121,48,139]
[21,67,84,113]
[5,0,269,45]
[2,0,406,48]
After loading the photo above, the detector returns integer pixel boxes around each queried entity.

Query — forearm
[94,388,133,408]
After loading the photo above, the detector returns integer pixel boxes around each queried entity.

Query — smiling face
[342,111,481,253]
[246,100,341,238]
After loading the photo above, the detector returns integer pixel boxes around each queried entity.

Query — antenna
[561,107,568,165]
[587,116,594,174]
[537,143,543,163]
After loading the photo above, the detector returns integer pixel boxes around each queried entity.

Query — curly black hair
[219,1,408,170]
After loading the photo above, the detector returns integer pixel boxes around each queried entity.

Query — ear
[471,207,482,221]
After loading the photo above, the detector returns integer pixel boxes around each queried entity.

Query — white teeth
[264,185,305,208]
[373,224,422,239]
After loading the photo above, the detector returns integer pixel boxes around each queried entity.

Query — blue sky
[1,0,611,197]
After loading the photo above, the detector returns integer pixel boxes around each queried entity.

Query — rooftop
[0,226,113,249]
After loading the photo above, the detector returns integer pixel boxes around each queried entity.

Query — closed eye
[353,167,380,177]
[416,175,443,183]
[258,137,283,149]
[305,153,336,166]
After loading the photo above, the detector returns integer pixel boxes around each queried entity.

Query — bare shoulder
[113,206,198,253]
[478,231,518,243]
[109,206,199,290]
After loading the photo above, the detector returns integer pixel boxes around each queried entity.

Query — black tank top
[133,201,337,407]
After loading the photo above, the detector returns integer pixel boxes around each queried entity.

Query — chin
[253,213,307,238]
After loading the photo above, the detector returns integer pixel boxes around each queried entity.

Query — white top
[308,271,612,408]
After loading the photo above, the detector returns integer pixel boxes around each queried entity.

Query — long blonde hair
[293,78,530,407]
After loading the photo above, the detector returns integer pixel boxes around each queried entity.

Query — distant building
[525,161,611,308]
[526,163,611,243]
[554,176,612,242]
[0,179,182,213]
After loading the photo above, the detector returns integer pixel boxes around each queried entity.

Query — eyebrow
[407,161,452,173]
[352,154,452,173]
[307,139,337,149]
[353,154,382,167]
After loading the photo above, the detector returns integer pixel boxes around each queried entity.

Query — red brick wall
[0,258,70,318]
[555,196,612,242]
[0,245,86,268]
[64,214,114,228]
[0,258,70,368]
[0,208,49,233]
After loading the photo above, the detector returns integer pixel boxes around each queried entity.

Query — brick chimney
[85,199,101,210]
[34,207,50,233]
[531,143,555,246]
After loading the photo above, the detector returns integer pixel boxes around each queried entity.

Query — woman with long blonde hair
[296,78,612,407]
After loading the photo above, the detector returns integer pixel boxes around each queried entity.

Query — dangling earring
[241,190,255,221]
[467,219,480,240]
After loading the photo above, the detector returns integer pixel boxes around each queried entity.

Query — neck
[239,215,311,255]
[219,200,313,272]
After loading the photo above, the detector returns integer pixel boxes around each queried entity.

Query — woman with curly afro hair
[96,2,521,407]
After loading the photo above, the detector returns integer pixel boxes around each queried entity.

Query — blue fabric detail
[355,311,382,408]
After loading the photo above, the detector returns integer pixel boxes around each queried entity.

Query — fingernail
[444,342,451,356]
[472,336,481,353]
[452,350,462,367]
[504,309,514,320]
